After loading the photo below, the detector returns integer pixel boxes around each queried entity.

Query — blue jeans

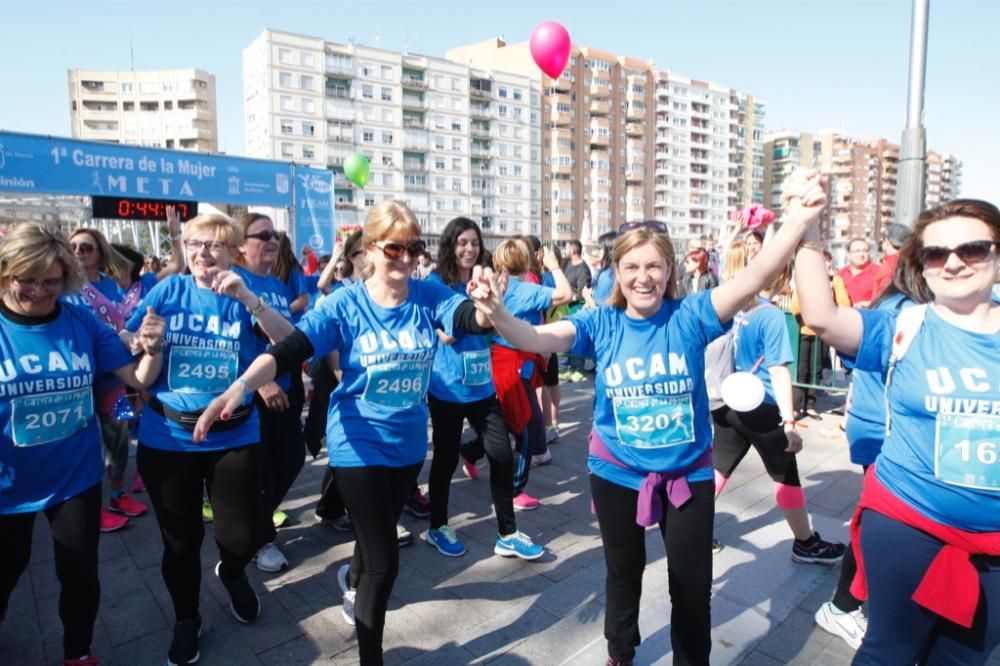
[855,509,1000,665]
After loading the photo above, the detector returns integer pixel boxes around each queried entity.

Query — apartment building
[243,29,541,243]
[67,68,218,151]
[449,38,764,247]
[763,129,962,259]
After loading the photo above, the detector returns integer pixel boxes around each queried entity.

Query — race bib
[168,346,238,394]
[613,394,695,449]
[462,350,492,386]
[934,412,1000,492]
[362,359,431,409]
[11,388,94,447]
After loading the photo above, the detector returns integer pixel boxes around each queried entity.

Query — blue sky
[1,0,995,204]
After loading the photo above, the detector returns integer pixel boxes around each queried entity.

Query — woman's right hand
[192,382,247,442]
[467,265,506,319]
[782,169,827,231]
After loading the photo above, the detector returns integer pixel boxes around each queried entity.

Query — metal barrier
[784,311,850,394]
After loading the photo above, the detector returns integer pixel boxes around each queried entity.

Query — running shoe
[255,542,289,573]
[272,509,290,528]
[397,523,414,548]
[711,539,724,554]
[108,494,147,517]
[318,514,353,532]
[494,532,544,560]
[404,487,431,519]
[815,601,866,650]
[530,450,552,468]
[336,564,356,626]
[99,508,128,533]
[130,472,145,494]
[568,370,587,383]
[166,615,201,665]
[201,500,214,523]
[513,492,540,511]
[791,532,847,564]
[424,526,466,557]
[461,456,480,480]
[545,426,559,444]
[214,561,260,623]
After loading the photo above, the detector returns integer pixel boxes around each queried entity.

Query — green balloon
[344,152,370,188]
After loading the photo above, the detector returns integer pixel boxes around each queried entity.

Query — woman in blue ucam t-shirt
[193,201,495,665]
[795,197,1000,665]
[0,223,164,666]
[466,171,827,665]
[126,213,295,666]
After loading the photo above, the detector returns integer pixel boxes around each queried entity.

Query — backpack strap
[884,303,928,436]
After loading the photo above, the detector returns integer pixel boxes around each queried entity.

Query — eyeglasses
[245,230,282,242]
[70,242,96,255]
[11,275,65,292]
[184,239,229,253]
[373,239,426,260]
[617,221,668,236]
[917,240,998,268]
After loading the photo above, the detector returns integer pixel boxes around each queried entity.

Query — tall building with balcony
[765,129,962,260]
[449,38,762,246]
[243,29,540,243]
[67,68,218,151]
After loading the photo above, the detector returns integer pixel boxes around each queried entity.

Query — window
[382,131,393,144]
[279,49,294,65]
[451,120,462,132]
[497,104,508,117]
[381,173,393,186]
[452,178,462,192]
[498,86,508,98]
[435,176,446,189]
[280,142,294,158]
[451,158,462,171]
[381,65,392,80]
[302,98,315,113]
[280,119,294,134]
[435,159,446,170]
[123,101,134,111]
[513,165,523,176]
[365,196,376,207]
[300,52,315,67]
[121,82,134,93]
[381,87,392,102]
[362,130,374,143]
[300,75,314,90]
[302,146,315,159]
[301,121,315,136]
[435,136,445,150]
[280,96,295,111]
[451,138,462,151]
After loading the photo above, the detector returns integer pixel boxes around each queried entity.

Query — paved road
[3,381,997,665]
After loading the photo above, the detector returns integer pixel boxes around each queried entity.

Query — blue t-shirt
[493,277,553,349]
[850,305,1000,531]
[126,275,260,452]
[0,303,134,514]
[568,291,727,491]
[426,272,494,404]
[137,272,158,300]
[296,279,466,467]
[593,267,615,306]
[842,293,912,466]
[93,273,123,301]
[234,266,295,392]
[734,303,793,405]
[286,267,311,323]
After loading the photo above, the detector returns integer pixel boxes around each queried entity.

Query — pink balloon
[530,21,571,80]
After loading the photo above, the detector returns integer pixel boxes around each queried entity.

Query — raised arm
[157,206,184,280]
[711,170,826,323]
[794,230,863,357]
[543,246,573,306]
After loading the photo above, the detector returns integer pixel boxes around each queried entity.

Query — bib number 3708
[934,412,1000,492]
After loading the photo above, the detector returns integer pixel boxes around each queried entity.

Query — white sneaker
[815,601,866,650]
[255,542,288,573]
[337,563,356,626]
[530,450,552,468]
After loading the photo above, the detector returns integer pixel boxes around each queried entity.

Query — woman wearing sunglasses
[794,197,1000,665]
[67,227,151,533]
[0,223,164,666]
[233,214,302,574]
[124,214,294,666]
[466,172,827,666]
[422,217,545,560]
[193,201,493,665]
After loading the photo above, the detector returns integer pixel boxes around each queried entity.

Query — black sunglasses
[374,240,426,260]
[245,230,282,242]
[916,240,998,268]
[617,221,668,236]
[71,242,97,255]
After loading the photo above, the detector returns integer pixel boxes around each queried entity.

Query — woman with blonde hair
[0,223,164,666]
[126,213,295,665]
[195,201,495,665]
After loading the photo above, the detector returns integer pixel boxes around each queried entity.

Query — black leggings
[711,403,801,486]
[0,482,101,660]
[334,462,422,665]
[256,386,305,545]
[138,443,260,621]
[591,474,714,665]
[428,393,517,535]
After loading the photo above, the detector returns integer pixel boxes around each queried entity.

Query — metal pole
[895,0,930,229]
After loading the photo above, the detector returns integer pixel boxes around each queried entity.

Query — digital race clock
[91,196,198,222]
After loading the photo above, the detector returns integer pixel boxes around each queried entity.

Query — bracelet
[797,240,824,254]
[236,378,252,395]
[782,419,808,429]
[248,297,268,315]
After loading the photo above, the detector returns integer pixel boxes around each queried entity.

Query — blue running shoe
[424,526,466,557]
[494,532,544,560]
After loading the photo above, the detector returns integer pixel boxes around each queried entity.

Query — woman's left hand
[136,306,166,354]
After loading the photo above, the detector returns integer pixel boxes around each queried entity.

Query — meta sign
[0,130,293,207]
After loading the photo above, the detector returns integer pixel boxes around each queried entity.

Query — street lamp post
[895,0,930,229]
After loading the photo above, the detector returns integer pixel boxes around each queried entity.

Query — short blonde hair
[183,214,242,246]
[0,223,86,293]
[607,229,678,309]
[68,227,132,282]
[492,238,531,275]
